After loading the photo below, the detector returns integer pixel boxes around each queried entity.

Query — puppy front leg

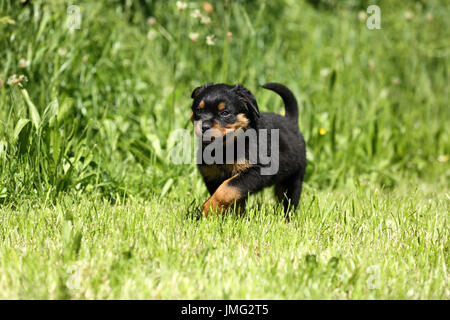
[202,176,244,216]
[202,170,272,216]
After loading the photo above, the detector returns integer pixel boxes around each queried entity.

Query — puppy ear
[231,84,260,119]
[191,83,214,99]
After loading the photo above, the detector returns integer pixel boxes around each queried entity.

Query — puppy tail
[262,83,298,125]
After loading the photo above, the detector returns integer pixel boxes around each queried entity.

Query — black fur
[191,82,307,218]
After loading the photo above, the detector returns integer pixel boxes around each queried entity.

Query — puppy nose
[201,122,212,133]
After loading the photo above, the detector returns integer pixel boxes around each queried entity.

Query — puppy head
[190,83,260,140]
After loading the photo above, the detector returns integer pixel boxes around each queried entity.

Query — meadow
[0,0,448,299]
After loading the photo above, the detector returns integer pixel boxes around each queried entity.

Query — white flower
[358,11,367,21]
[19,58,29,69]
[391,77,400,85]
[147,17,156,25]
[189,32,199,42]
[58,48,67,56]
[7,74,26,85]
[404,11,414,20]
[191,9,202,19]
[147,30,157,40]
[206,35,215,46]
[320,68,330,77]
[201,16,211,25]
[176,1,188,11]
[226,31,232,42]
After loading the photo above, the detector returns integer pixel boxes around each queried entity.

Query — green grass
[0,185,448,299]
[0,0,449,299]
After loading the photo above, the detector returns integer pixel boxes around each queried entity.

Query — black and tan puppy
[190,83,306,217]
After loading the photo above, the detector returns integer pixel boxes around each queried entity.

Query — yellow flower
[438,155,449,163]
[319,128,327,135]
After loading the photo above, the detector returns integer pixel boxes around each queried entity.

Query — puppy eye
[219,110,230,117]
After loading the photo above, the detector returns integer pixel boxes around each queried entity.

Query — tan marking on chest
[201,160,252,181]
[223,161,252,176]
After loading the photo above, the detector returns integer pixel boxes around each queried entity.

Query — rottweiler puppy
[190,83,306,218]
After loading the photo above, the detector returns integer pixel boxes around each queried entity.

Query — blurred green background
[0,0,449,201]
